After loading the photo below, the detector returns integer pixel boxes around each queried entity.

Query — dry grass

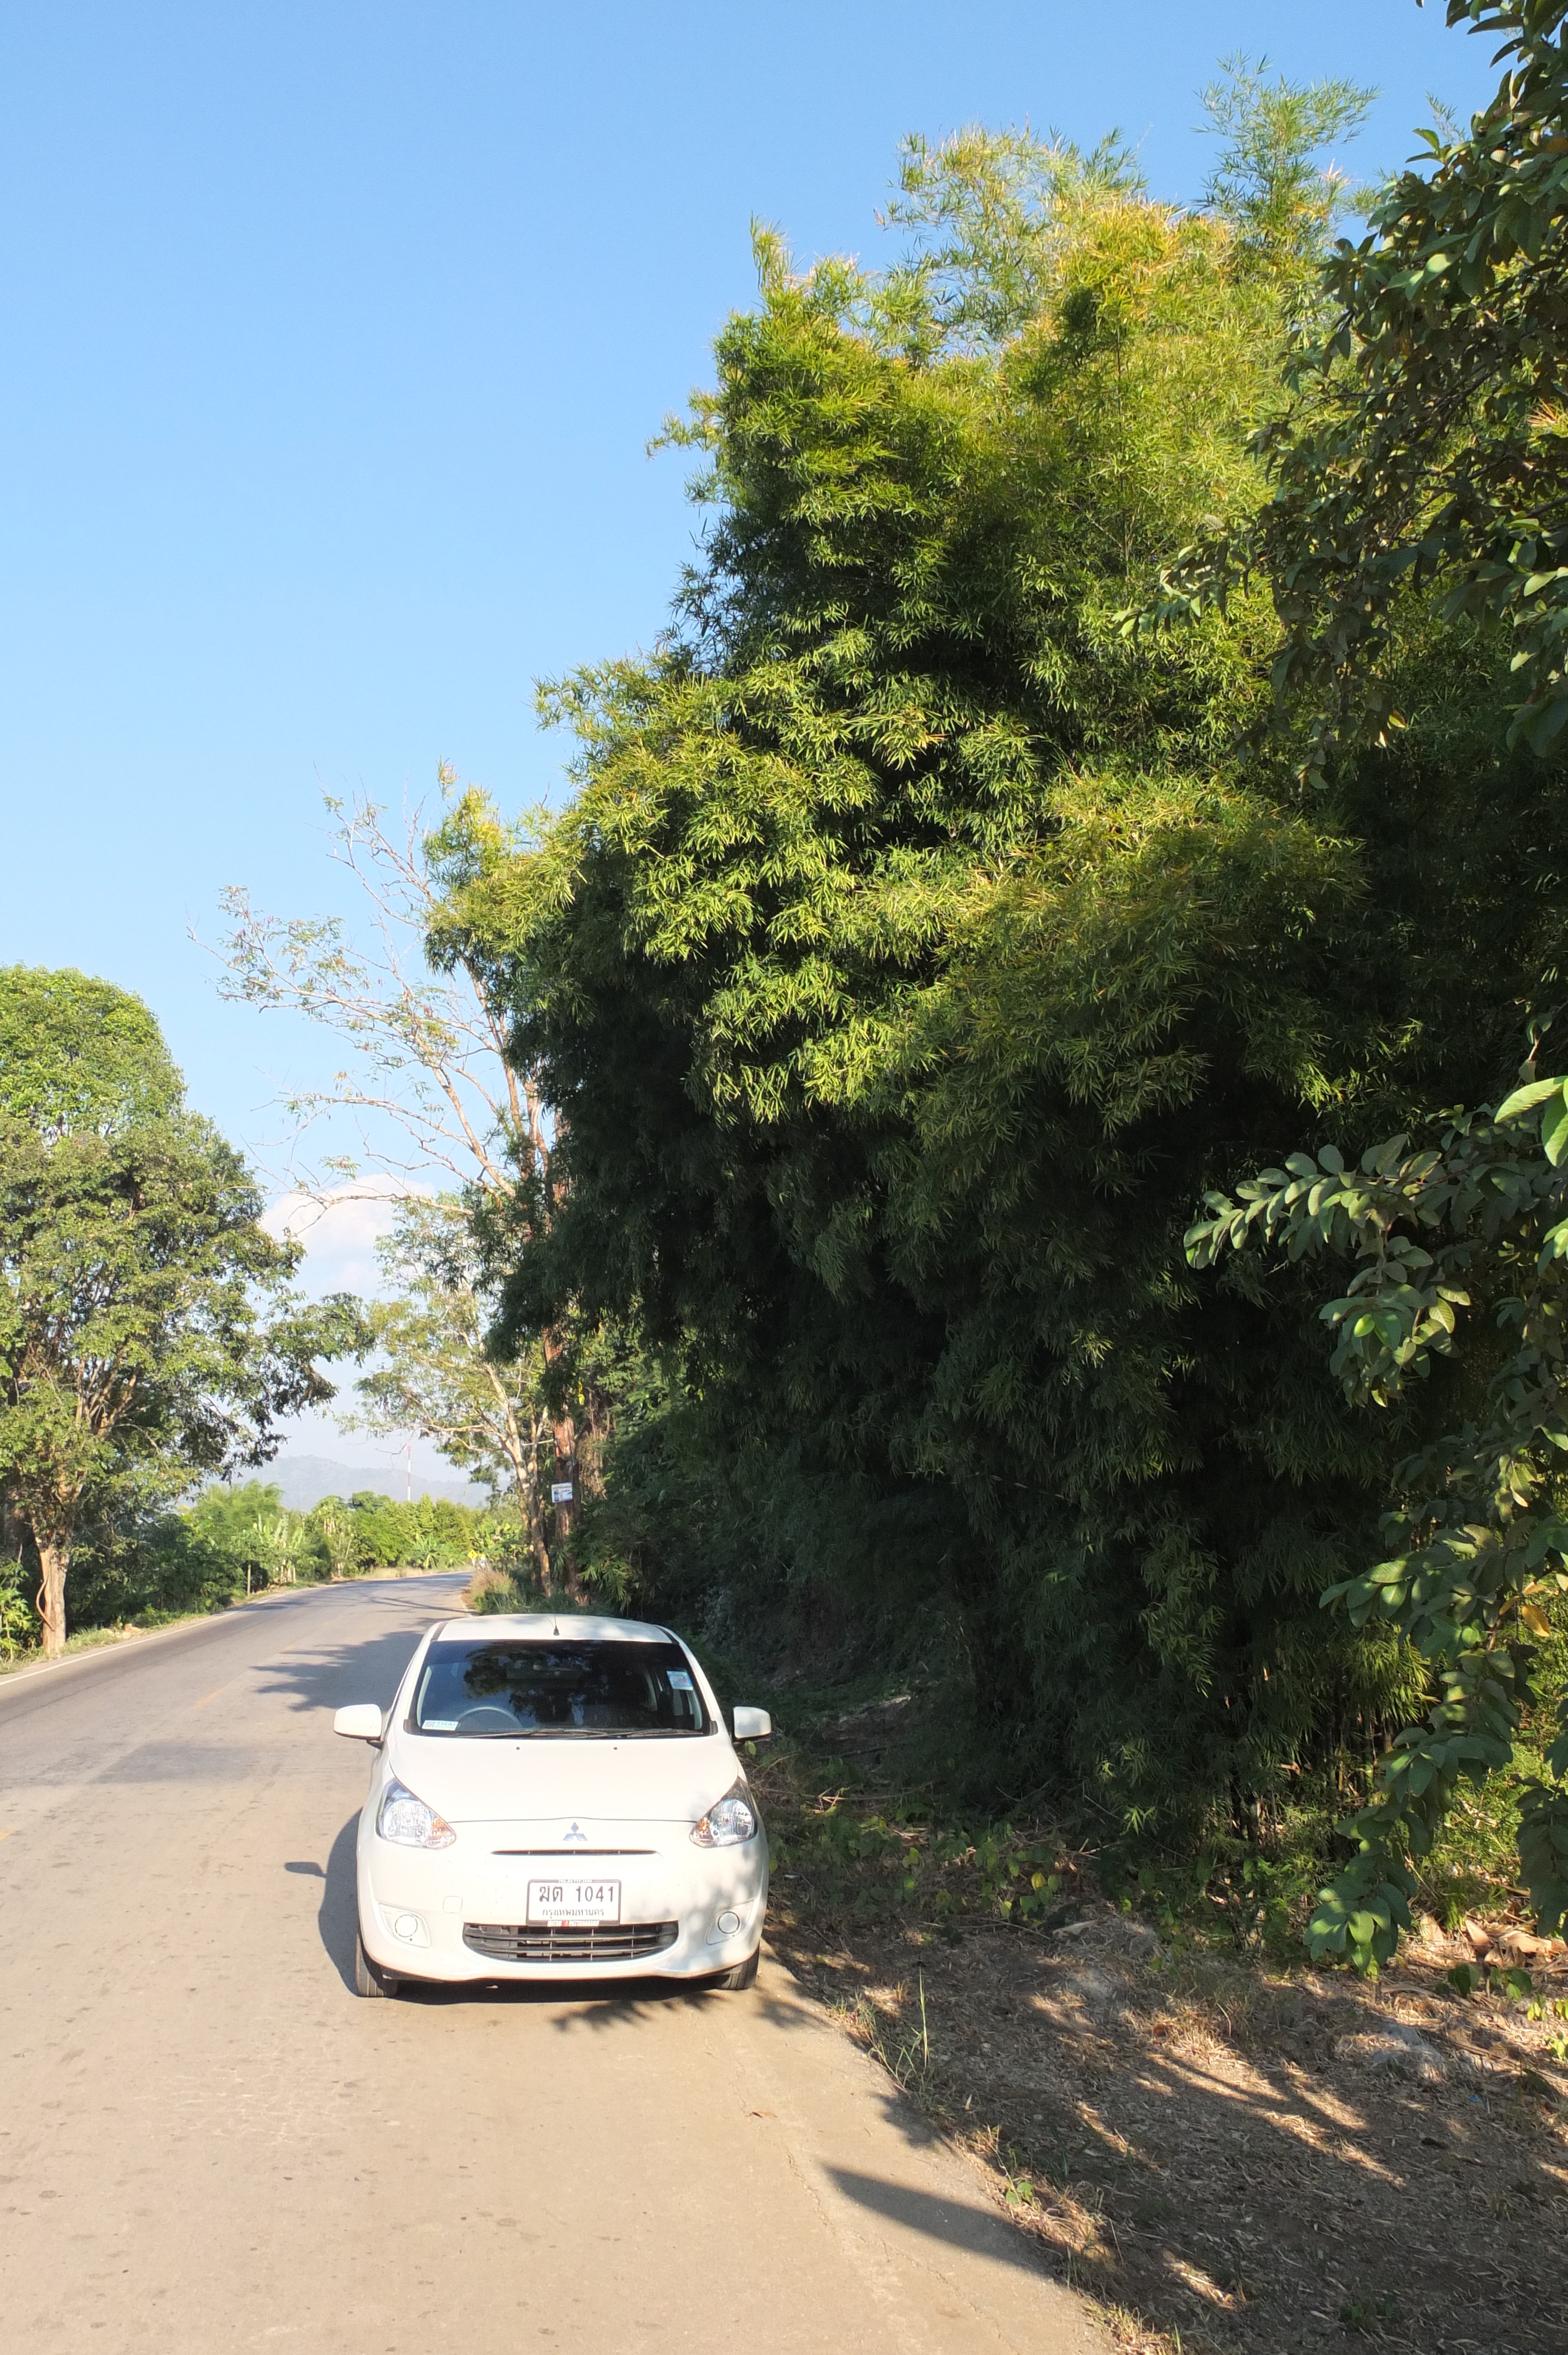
[460,1564,511,1611]
[752,1737,1568,2354]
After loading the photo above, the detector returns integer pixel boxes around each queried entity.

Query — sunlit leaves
[1152,2,1568,775]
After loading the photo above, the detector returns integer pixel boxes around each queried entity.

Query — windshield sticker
[667,1669,694,1690]
[421,1718,458,1730]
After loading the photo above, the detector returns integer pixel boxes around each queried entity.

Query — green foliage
[433,89,1490,1840]
[878,123,1147,351]
[0,1554,36,1656]
[307,1492,359,1580]
[337,1489,482,1570]
[1158,2,1568,771]
[184,1480,287,1577]
[427,42,1568,1879]
[1165,7,1568,1966]
[0,965,181,1137]
[1197,54,1374,279]
[0,968,363,1648]
[1190,1082,1568,1966]
[174,1482,488,1596]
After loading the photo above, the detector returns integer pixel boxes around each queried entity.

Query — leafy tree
[1167,3,1568,1965]
[0,965,182,1133]
[1158,2,1568,771]
[184,1478,285,1571]
[1188,1074,1568,1968]
[0,970,360,1652]
[333,1488,483,1570]
[876,124,1148,352]
[436,77,1505,1829]
[342,1491,408,1567]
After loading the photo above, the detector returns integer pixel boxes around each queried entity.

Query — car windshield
[411,1639,712,1738]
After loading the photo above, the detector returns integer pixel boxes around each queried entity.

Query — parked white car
[334,1613,770,1997]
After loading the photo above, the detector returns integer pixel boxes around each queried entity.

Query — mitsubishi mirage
[334,1613,771,1996]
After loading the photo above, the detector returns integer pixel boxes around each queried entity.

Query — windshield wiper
[423,1723,703,1740]
[420,1726,557,1739]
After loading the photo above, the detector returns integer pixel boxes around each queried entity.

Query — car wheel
[716,1943,760,1991]
[355,1929,398,1999]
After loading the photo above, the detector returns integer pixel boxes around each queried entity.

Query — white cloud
[261,1179,455,1481]
[262,1176,427,1300]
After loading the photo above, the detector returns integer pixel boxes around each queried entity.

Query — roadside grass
[732,1674,1568,2355]
[0,1607,224,1677]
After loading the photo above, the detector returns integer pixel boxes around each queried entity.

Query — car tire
[716,1943,760,1991]
[355,1929,398,1999]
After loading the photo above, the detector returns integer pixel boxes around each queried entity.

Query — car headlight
[377,1778,457,1849]
[691,1779,758,1848]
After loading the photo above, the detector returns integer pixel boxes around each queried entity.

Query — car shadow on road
[320,1812,361,1990]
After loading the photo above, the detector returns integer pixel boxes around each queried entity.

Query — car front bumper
[356,1816,769,1984]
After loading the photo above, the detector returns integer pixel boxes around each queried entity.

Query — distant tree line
[74,1482,494,1621]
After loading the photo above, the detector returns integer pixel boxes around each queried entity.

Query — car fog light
[393,1912,423,1942]
[717,1910,741,1935]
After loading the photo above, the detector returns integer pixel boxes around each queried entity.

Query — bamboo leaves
[1151,2,1568,776]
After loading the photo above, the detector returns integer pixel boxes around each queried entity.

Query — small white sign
[550,1481,574,1504]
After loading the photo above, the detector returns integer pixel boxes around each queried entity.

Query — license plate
[527,1877,621,1926]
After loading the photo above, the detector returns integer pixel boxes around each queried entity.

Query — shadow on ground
[772,1910,1568,2355]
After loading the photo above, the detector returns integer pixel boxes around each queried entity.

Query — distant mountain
[264,1454,492,1512]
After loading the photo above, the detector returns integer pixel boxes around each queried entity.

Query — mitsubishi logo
[563,1823,586,1843]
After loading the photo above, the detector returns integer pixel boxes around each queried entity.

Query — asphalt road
[0,1575,1105,2354]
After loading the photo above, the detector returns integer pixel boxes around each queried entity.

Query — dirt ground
[766,1869,1568,2353]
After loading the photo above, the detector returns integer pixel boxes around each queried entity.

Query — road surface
[0,1574,1105,2354]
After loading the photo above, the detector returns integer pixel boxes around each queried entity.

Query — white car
[334,1612,771,1997]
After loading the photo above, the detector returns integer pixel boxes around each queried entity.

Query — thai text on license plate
[527,1878,621,1925]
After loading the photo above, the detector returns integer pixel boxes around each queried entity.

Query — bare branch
[195,772,537,1205]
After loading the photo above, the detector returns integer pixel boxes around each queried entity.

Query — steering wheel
[453,1704,523,1732]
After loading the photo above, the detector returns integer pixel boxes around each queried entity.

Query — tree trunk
[35,1535,68,1658]
[550,1407,580,1569]
[579,1382,613,1501]
[516,1428,554,1597]
[540,1325,584,1603]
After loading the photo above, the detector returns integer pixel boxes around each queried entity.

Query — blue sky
[0,1,1498,1462]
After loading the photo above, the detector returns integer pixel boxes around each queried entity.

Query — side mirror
[732,1705,772,1743]
[334,1703,384,1744]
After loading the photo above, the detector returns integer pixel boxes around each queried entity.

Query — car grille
[463,1919,680,1964]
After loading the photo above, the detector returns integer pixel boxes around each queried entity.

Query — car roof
[430,1613,679,1644]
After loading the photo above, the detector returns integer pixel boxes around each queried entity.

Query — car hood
[385,1728,741,1825]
